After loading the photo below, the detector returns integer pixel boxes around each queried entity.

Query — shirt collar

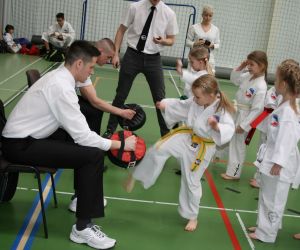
[145,0,161,11]
[61,65,76,88]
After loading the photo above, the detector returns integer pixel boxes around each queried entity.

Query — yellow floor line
[16,179,52,250]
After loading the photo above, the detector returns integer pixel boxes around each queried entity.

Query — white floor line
[0,57,43,86]
[16,186,300,218]
[3,62,62,107]
[236,212,255,250]
[168,70,182,97]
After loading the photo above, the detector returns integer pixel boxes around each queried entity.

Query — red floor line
[204,170,242,250]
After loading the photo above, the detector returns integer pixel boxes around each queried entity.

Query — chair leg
[36,171,48,238]
[50,174,57,208]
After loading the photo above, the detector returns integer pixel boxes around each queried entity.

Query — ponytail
[216,91,236,114]
[290,97,298,114]
[205,60,214,75]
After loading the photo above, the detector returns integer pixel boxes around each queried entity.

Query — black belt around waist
[128,47,160,56]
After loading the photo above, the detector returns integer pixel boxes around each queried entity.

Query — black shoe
[175,170,181,175]
[102,130,113,139]
[43,50,51,60]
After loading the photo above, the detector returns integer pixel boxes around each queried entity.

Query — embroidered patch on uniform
[195,159,201,165]
[271,114,279,127]
[268,212,279,223]
[213,115,220,122]
[245,87,255,98]
[271,92,277,100]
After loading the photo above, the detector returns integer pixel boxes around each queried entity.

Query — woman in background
[186,5,220,73]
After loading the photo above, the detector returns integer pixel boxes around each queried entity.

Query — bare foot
[123,174,136,193]
[248,232,259,240]
[220,173,240,180]
[293,233,300,240]
[249,179,260,188]
[247,226,256,232]
[184,219,198,232]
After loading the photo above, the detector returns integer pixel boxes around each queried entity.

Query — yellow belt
[155,126,214,171]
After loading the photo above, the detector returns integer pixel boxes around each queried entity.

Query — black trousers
[78,95,103,135]
[106,47,169,136]
[2,131,105,220]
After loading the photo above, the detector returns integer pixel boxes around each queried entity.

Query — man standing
[104,0,179,138]
[2,40,136,249]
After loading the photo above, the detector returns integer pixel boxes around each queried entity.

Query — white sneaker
[70,224,116,249]
[69,197,107,213]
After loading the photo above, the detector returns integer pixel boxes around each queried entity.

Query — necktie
[136,6,156,52]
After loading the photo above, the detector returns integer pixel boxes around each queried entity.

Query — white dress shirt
[122,0,179,54]
[2,66,112,151]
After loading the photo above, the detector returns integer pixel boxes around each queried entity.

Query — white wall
[3,0,300,73]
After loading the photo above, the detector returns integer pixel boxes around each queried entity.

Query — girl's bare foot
[247,226,256,232]
[220,173,240,180]
[248,232,258,240]
[249,179,260,188]
[123,174,136,193]
[184,219,198,232]
[293,233,300,240]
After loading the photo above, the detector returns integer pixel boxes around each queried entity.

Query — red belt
[245,107,273,145]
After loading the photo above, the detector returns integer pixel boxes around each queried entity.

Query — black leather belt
[128,47,160,56]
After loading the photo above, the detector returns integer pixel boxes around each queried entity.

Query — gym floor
[0,54,299,250]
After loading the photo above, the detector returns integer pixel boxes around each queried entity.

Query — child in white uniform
[176,47,212,98]
[124,74,235,231]
[221,51,268,180]
[250,59,299,188]
[3,24,21,53]
[248,61,300,243]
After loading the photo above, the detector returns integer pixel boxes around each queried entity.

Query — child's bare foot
[220,173,240,180]
[247,226,256,232]
[293,233,300,240]
[123,174,136,193]
[184,219,198,232]
[248,232,259,240]
[249,179,260,188]
[176,59,183,76]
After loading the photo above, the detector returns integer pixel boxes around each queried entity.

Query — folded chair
[26,69,41,87]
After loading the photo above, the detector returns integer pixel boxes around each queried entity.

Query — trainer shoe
[70,224,116,249]
[69,197,107,213]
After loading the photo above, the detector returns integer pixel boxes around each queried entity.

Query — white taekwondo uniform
[225,69,267,178]
[42,21,75,48]
[181,69,208,98]
[254,100,300,243]
[133,97,234,219]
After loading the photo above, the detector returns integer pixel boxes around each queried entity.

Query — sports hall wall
[2,0,300,74]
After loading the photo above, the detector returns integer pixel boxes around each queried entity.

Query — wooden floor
[0,54,299,250]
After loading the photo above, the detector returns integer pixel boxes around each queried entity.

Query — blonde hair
[192,74,235,114]
[189,47,213,75]
[202,5,214,15]
[277,61,300,113]
[281,58,299,67]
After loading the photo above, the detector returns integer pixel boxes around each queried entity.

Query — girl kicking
[125,74,235,231]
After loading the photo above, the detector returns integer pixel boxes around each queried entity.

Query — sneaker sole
[70,232,116,249]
